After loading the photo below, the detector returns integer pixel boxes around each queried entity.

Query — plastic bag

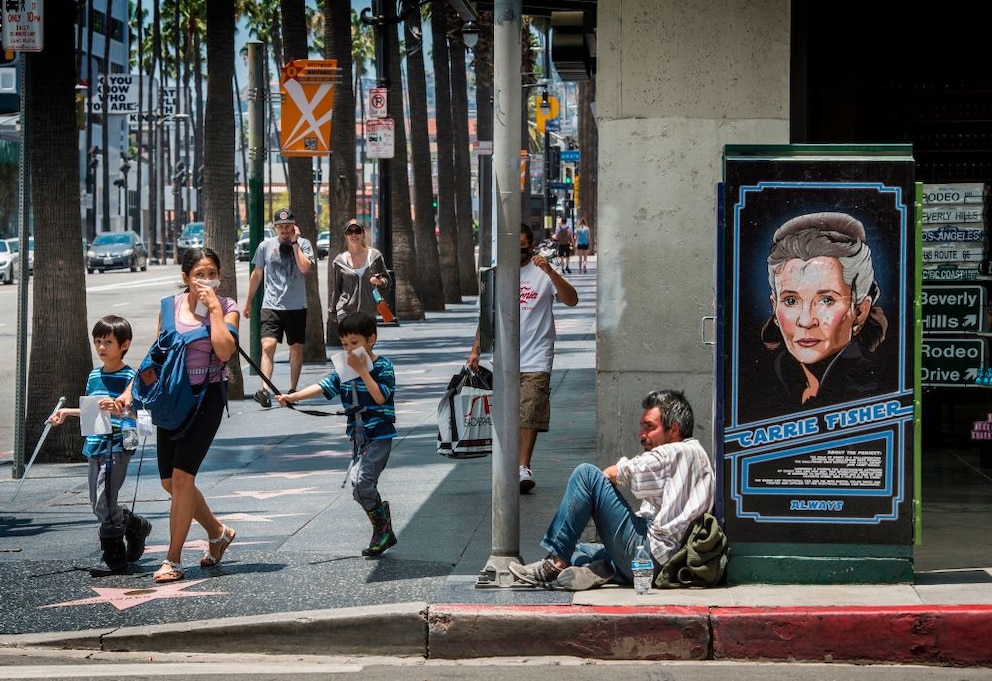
[437,365,493,458]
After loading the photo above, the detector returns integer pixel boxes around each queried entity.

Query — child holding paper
[48,315,152,574]
[277,311,397,556]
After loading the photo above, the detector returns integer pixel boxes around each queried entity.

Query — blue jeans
[540,463,648,583]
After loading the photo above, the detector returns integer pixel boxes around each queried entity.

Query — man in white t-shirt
[468,224,579,492]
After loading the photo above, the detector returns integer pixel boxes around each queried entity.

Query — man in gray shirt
[243,208,315,407]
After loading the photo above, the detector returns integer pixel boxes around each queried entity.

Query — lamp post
[86,145,100,240]
[313,159,322,228]
[114,151,132,231]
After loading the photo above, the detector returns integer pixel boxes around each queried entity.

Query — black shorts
[157,382,226,478]
[260,308,307,345]
[557,244,572,257]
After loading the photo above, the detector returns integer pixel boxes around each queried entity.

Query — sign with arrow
[921,337,986,387]
[921,285,987,333]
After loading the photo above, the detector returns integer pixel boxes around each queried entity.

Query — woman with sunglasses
[328,220,391,343]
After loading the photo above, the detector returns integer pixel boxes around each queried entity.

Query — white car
[5,236,31,275]
[0,239,15,284]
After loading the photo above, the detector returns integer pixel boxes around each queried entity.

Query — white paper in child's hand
[331,347,373,384]
[79,396,111,436]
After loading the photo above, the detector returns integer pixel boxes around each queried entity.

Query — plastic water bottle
[631,543,654,595]
[121,406,139,451]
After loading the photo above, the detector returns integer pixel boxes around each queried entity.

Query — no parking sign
[369,88,387,118]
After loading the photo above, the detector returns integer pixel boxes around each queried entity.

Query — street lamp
[114,151,132,231]
[461,20,480,50]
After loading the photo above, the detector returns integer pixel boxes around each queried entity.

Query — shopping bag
[437,365,493,458]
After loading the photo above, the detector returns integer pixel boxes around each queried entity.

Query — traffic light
[564,166,573,185]
[0,51,15,66]
[548,147,561,182]
[87,146,100,172]
[172,161,187,186]
[194,164,204,190]
[432,194,438,213]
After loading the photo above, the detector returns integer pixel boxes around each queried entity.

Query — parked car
[316,231,330,260]
[86,231,149,273]
[176,221,205,260]
[0,239,15,284]
[5,236,32,274]
[235,224,274,261]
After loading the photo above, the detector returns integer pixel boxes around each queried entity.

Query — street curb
[5,604,992,664]
[2,603,429,658]
[427,604,711,660]
[710,605,992,666]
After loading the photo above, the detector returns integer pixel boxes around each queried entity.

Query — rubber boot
[122,509,152,562]
[100,535,128,573]
[362,501,397,557]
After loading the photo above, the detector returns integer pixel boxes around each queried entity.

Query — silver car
[235,225,274,261]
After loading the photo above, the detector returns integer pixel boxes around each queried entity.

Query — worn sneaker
[509,557,563,587]
[519,465,535,493]
[253,390,272,408]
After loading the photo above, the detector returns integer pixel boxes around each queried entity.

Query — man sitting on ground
[509,389,715,589]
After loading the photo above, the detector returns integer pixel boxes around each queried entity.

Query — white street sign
[369,88,387,118]
[366,118,394,159]
[2,0,43,52]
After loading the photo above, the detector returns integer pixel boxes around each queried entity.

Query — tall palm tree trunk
[431,4,460,303]
[404,10,444,310]
[28,0,91,462]
[282,0,327,359]
[384,2,423,320]
[448,15,477,296]
[324,0,356,344]
[204,0,243,397]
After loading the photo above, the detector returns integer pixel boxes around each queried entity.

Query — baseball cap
[273,208,295,224]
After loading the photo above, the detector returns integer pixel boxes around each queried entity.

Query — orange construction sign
[280,59,339,157]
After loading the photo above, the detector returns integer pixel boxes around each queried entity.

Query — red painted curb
[711,605,992,666]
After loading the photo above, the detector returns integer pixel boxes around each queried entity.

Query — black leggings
[156,382,226,478]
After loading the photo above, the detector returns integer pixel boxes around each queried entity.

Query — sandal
[153,559,184,583]
[200,524,237,567]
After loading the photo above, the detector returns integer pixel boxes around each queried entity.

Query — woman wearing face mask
[747,212,891,421]
[145,246,240,583]
[328,220,390,343]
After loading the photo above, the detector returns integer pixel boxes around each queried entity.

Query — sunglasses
[345,225,364,235]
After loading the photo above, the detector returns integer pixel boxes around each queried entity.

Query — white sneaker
[519,465,535,493]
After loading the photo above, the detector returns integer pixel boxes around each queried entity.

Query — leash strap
[237,344,343,417]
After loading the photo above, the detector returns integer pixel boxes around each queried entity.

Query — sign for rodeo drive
[720,145,917,549]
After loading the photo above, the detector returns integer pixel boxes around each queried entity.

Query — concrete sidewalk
[2,258,992,666]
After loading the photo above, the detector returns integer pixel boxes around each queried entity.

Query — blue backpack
[133,296,225,435]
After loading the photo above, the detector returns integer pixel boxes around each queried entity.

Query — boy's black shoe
[123,510,152,562]
[253,390,272,408]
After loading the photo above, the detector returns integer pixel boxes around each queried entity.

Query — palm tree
[447,9,477,296]
[281,0,327,359]
[431,3,461,303]
[577,80,597,252]
[404,6,444,311]
[27,0,91,462]
[203,0,243,397]
[473,11,494,267]
[384,1,423,320]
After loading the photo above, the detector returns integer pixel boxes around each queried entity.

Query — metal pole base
[475,554,531,589]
